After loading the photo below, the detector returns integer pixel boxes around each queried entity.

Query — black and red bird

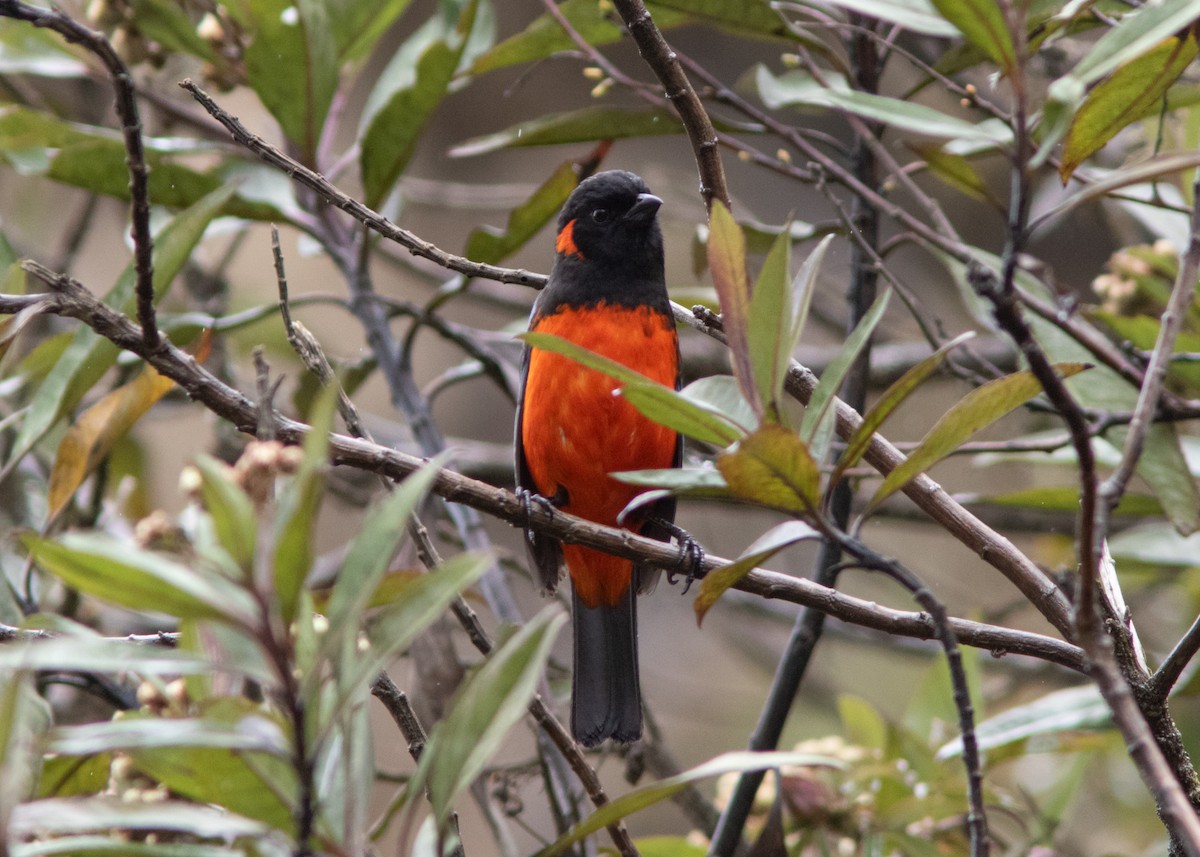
[516,170,681,747]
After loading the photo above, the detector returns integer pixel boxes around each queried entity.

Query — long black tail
[571,584,642,747]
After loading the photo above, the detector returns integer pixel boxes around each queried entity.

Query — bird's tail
[570,562,642,747]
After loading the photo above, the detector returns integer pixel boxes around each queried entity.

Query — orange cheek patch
[555,219,583,259]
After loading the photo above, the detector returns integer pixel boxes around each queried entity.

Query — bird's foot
[516,486,565,528]
[651,518,705,594]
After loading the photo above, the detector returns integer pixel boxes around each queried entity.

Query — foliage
[2,0,1200,854]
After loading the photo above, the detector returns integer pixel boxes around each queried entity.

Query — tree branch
[1,0,157,346]
[7,264,1084,674]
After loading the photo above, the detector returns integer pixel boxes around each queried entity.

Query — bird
[515,169,682,747]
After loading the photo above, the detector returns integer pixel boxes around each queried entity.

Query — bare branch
[1,0,157,346]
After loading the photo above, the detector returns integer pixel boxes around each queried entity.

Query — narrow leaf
[450,107,687,158]
[10,799,267,840]
[831,331,975,486]
[241,0,338,161]
[1070,0,1200,86]
[46,716,289,756]
[1061,33,1199,180]
[416,606,566,831]
[192,455,257,575]
[465,161,579,265]
[800,290,891,450]
[27,533,258,627]
[815,0,960,36]
[540,751,840,856]
[930,0,1017,71]
[865,363,1089,515]
[717,424,820,513]
[747,218,793,420]
[694,521,820,623]
[359,0,477,206]
[708,200,759,417]
[324,457,446,634]
[46,364,175,519]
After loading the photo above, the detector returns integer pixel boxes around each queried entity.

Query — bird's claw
[652,518,705,594]
[516,487,561,527]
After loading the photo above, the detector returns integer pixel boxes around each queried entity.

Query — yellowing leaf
[931,0,1017,71]
[707,200,758,417]
[864,363,1089,516]
[717,424,819,514]
[47,365,175,519]
[1060,33,1199,181]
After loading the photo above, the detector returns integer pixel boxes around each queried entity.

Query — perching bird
[516,170,682,747]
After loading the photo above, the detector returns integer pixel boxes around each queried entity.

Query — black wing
[515,339,565,593]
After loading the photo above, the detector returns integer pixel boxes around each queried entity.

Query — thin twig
[608,0,729,209]
[1,0,157,346]
[1150,616,1200,702]
[1099,174,1200,517]
[179,80,546,290]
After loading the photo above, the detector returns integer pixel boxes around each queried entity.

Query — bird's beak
[626,192,663,222]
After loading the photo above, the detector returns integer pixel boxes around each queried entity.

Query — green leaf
[679,375,757,434]
[465,161,579,265]
[937,685,1108,760]
[694,520,820,623]
[0,25,88,78]
[13,838,242,857]
[241,0,339,161]
[864,363,1089,515]
[0,671,44,832]
[46,716,290,756]
[830,332,975,485]
[930,0,1017,71]
[415,606,566,832]
[620,384,744,448]
[9,798,268,840]
[707,200,758,418]
[470,0,687,74]
[331,0,415,60]
[36,754,110,798]
[0,638,242,679]
[756,67,1013,147]
[1061,33,1199,180]
[132,747,297,831]
[539,751,840,856]
[324,458,446,636]
[130,0,216,61]
[1032,151,1200,229]
[800,289,890,453]
[1114,423,1200,535]
[838,695,888,751]
[717,424,820,513]
[912,144,997,203]
[359,0,478,207]
[611,467,728,491]
[272,388,336,627]
[1109,522,1200,566]
[193,455,257,575]
[630,837,707,857]
[27,533,258,627]
[340,551,492,699]
[747,228,792,420]
[1069,0,1200,86]
[520,331,744,446]
[5,184,235,476]
[814,0,960,36]
[449,107,688,157]
[968,486,1161,516]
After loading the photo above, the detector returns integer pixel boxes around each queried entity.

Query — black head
[554,170,664,273]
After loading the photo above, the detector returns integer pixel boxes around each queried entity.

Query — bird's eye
[591,208,611,223]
